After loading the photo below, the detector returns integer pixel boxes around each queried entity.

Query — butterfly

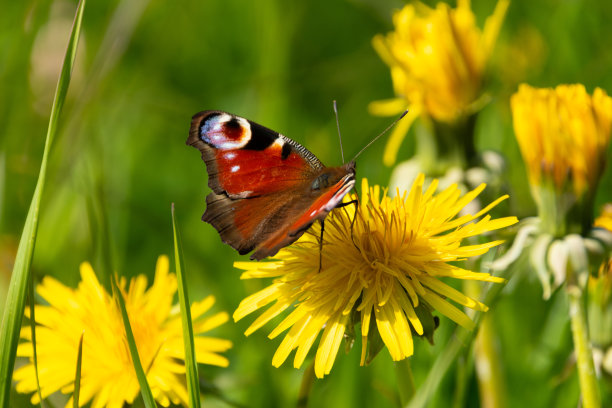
[187,110,356,260]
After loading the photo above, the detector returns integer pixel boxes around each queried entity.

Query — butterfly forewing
[188,111,323,197]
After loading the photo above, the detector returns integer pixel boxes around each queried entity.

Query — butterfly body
[188,110,356,260]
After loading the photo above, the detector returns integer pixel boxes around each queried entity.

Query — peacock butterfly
[187,110,356,260]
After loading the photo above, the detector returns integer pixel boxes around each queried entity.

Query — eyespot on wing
[200,112,252,149]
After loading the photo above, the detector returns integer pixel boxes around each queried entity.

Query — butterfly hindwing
[249,167,356,259]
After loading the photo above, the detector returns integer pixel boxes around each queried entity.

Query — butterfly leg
[335,199,359,209]
[335,199,360,249]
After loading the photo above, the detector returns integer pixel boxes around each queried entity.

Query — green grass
[73,332,84,408]
[0,0,86,405]
[1,0,612,407]
[172,203,201,408]
[112,272,157,408]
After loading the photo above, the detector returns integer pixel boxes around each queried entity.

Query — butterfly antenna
[333,100,345,163]
[351,109,409,162]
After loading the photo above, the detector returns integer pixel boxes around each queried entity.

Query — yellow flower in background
[589,206,612,373]
[496,86,612,297]
[233,175,517,378]
[14,256,232,408]
[511,84,612,198]
[595,204,612,232]
[371,0,509,166]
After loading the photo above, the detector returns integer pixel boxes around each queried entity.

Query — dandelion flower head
[14,255,232,408]
[595,204,612,232]
[370,0,509,165]
[511,84,612,198]
[234,175,517,378]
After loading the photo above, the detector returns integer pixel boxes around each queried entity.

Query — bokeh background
[1,0,612,406]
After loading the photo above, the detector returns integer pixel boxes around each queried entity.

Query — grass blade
[111,275,157,408]
[73,332,84,408]
[84,167,114,289]
[0,0,86,405]
[171,203,201,408]
[28,274,43,408]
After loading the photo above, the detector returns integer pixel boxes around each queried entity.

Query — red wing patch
[213,145,314,198]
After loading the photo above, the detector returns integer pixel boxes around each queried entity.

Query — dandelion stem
[415,114,477,175]
[452,351,473,408]
[395,358,415,406]
[464,280,506,408]
[568,286,601,408]
[474,314,506,408]
[296,361,316,408]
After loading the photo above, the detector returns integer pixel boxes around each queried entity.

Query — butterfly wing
[188,110,356,260]
[188,111,324,198]
[246,168,356,260]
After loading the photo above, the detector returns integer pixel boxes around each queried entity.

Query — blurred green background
[1,0,612,407]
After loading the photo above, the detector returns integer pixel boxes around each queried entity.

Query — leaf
[73,332,84,408]
[28,275,43,408]
[171,203,201,408]
[365,314,385,365]
[413,302,439,345]
[0,0,86,405]
[112,276,157,408]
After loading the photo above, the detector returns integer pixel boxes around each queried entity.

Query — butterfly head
[307,161,356,216]
[311,161,355,191]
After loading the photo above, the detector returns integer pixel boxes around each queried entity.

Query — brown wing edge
[249,226,310,260]
[202,190,304,258]
[201,192,257,255]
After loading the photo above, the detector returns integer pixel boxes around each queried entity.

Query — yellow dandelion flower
[591,204,612,344]
[371,0,509,165]
[511,84,612,235]
[588,206,612,379]
[595,204,612,232]
[13,256,232,408]
[233,175,517,378]
[512,84,612,197]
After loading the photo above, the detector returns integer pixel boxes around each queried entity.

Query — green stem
[415,114,477,176]
[464,280,506,408]
[407,327,471,408]
[296,361,316,408]
[396,358,416,406]
[534,180,594,238]
[474,314,506,408]
[452,353,472,408]
[568,286,601,408]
